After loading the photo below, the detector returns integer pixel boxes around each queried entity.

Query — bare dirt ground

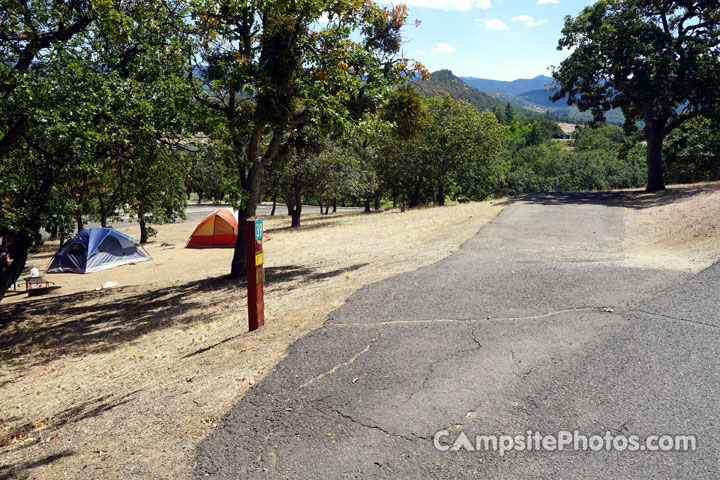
[623,182,720,272]
[0,201,504,479]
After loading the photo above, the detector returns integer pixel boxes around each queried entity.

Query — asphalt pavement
[195,192,719,479]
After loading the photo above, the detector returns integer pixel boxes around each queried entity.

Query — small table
[15,275,53,292]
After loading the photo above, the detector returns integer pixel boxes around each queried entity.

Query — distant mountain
[414,70,537,117]
[458,75,625,125]
[516,88,560,108]
[459,75,554,97]
[517,89,626,125]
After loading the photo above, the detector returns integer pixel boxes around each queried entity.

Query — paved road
[195,193,720,478]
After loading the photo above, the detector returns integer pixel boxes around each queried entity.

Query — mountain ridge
[459,74,625,125]
[459,75,554,97]
[413,69,539,117]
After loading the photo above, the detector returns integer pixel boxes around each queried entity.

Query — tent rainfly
[47,228,151,274]
[185,209,238,248]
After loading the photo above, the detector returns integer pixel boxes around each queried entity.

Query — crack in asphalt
[299,325,387,391]
[626,308,720,331]
[504,348,535,379]
[470,322,483,349]
[329,307,617,328]
[464,399,493,421]
[401,362,437,406]
[507,348,521,377]
[332,408,432,443]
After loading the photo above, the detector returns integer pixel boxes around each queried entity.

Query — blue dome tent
[47,228,151,274]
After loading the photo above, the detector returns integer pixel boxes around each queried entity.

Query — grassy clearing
[0,200,505,479]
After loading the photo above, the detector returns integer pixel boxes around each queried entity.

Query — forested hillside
[518,89,626,125]
[414,70,535,117]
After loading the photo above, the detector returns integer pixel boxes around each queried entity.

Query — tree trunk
[410,177,423,207]
[364,197,371,213]
[409,190,419,208]
[0,236,30,303]
[437,182,445,206]
[231,162,266,278]
[285,194,294,216]
[332,199,337,213]
[271,196,277,216]
[229,120,283,278]
[138,205,148,244]
[0,117,26,162]
[75,212,84,232]
[0,162,55,300]
[197,191,203,205]
[48,225,58,240]
[374,197,380,210]
[645,125,666,192]
[100,212,108,228]
[291,190,303,228]
[324,201,330,215]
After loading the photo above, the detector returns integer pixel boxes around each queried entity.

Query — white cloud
[478,18,510,31]
[538,0,559,4]
[417,49,427,55]
[512,14,534,22]
[376,0,489,11]
[512,15,549,27]
[432,42,457,54]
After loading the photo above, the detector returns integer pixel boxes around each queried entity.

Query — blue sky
[377,0,596,81]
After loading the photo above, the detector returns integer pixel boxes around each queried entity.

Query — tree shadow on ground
[0,451,75,480]
[0,391,137,450]
[268,211,367,234]
[522,184,718,209]
[0,263,365,368]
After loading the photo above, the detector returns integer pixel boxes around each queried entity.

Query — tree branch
[0,117,27,160]
[666,109,703,134]
[5,15,91,95]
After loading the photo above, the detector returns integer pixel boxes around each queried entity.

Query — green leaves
[552,0,720,190]
[1,0,196,245]
[191,0,423,216]
[377,93,506,204]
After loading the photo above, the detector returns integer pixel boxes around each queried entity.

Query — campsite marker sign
[254,219,264,241]
[246,218,265,331]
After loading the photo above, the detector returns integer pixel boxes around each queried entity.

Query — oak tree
[552,0,720,191]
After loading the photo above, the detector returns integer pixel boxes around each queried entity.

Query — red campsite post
[246,218,265,331]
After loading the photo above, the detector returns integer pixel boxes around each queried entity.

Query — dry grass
[623,182,720,272]
[557,122,579,135]
[0,201,504,479]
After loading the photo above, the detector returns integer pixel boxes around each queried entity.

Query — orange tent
[186,209,238,248]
